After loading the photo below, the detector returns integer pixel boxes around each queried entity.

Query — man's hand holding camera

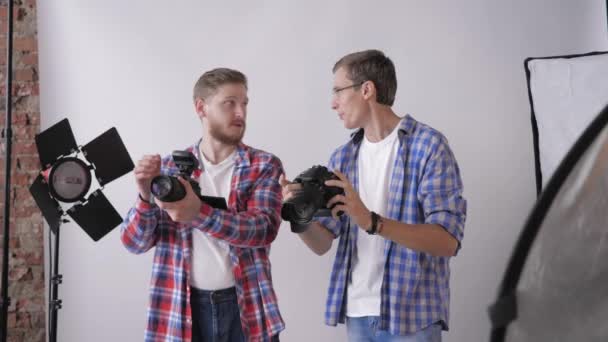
[156,177,203,223]
[279,167,372,231]
[135,151,204,223]
[325,170,372,230]
[134,154,161,202]
[279,174,301,203]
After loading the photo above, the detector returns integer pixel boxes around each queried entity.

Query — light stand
[28,118,134,342]
[0,1,15,341]
[49,219,63,342]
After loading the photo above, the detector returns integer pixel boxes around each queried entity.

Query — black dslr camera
[281,165,345,230]
[150,151,201,202]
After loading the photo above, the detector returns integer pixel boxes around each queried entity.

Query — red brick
[9,266,31,282]
[15,312,31,328]
[14,205,41,218]
[7,331,25,342]
[16,7,27,21]
[13,82,40,96]
[13,37,36,52]
[14,67,36,82]
[13,124,38,140]
[16,155,40,171]
[19,53,37,66]
[7,312,16,328]
[13,93,39,112]
[13,111,39,125]
[12,142,37,155]
[13,250,42,266]
[12,185,31,202]
[11,173,31,186]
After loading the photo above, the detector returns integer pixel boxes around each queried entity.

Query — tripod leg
[49,225,62,342]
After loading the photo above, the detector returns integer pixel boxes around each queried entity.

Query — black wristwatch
[366,211,383,235]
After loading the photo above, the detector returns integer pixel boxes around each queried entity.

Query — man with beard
[121,68,284,342]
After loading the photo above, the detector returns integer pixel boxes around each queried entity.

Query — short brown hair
[333,50,397,106]
[193,68,248,101]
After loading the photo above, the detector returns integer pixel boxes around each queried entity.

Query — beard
[208,119,246,146]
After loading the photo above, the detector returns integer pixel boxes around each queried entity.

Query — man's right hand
[280,173,334,254]
[280,173,311,233]
[279,173,301,202]
[134,154,161,201]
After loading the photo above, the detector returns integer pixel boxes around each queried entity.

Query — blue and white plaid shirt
[316,115,467,335]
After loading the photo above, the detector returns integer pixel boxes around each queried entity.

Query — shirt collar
[349,114,415,144]
[193,139,251,170]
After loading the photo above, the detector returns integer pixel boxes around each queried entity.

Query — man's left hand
[156,177,203,223]
[325,170,372,230]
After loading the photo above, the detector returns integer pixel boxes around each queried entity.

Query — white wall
[36,1,607,341]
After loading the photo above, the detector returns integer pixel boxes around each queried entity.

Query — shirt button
[186,318,192,324]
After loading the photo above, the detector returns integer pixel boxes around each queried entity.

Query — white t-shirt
[190,150,236,290]
[346,121,401,317]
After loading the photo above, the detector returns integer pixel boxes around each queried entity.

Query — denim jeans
[190,286,244,342]
[190,286,279,342]
[346,316,442,342]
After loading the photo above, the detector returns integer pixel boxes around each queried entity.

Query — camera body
[281,165,344,227]
[150,150,202,202]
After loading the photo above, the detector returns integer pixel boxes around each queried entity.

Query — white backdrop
[36,1,608,341]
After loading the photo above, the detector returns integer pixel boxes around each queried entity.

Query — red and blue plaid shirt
[121,141,285,342]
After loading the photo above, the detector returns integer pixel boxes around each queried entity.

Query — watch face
[49,158,91,202]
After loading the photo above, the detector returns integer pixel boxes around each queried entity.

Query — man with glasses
[121,68,284,342]
[280,50,467,341]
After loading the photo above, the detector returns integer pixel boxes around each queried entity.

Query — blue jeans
[190,286,244,342]
[190,287,279,342]
[346,316,442,342]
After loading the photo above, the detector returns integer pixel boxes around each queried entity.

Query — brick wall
[0,0,45,341]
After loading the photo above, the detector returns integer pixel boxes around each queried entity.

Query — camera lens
[150,176,186,202]
[281,201,317,225]
[281,165,346,228]
[151,176,172,198]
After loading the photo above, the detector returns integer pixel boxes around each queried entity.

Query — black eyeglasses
[332,82,364,95]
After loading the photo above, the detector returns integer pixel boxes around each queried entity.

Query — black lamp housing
[28,118,134,241]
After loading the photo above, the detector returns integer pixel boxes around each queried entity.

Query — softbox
[526,51,608,194]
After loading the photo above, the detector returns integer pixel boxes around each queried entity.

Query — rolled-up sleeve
[418,138,467,251]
